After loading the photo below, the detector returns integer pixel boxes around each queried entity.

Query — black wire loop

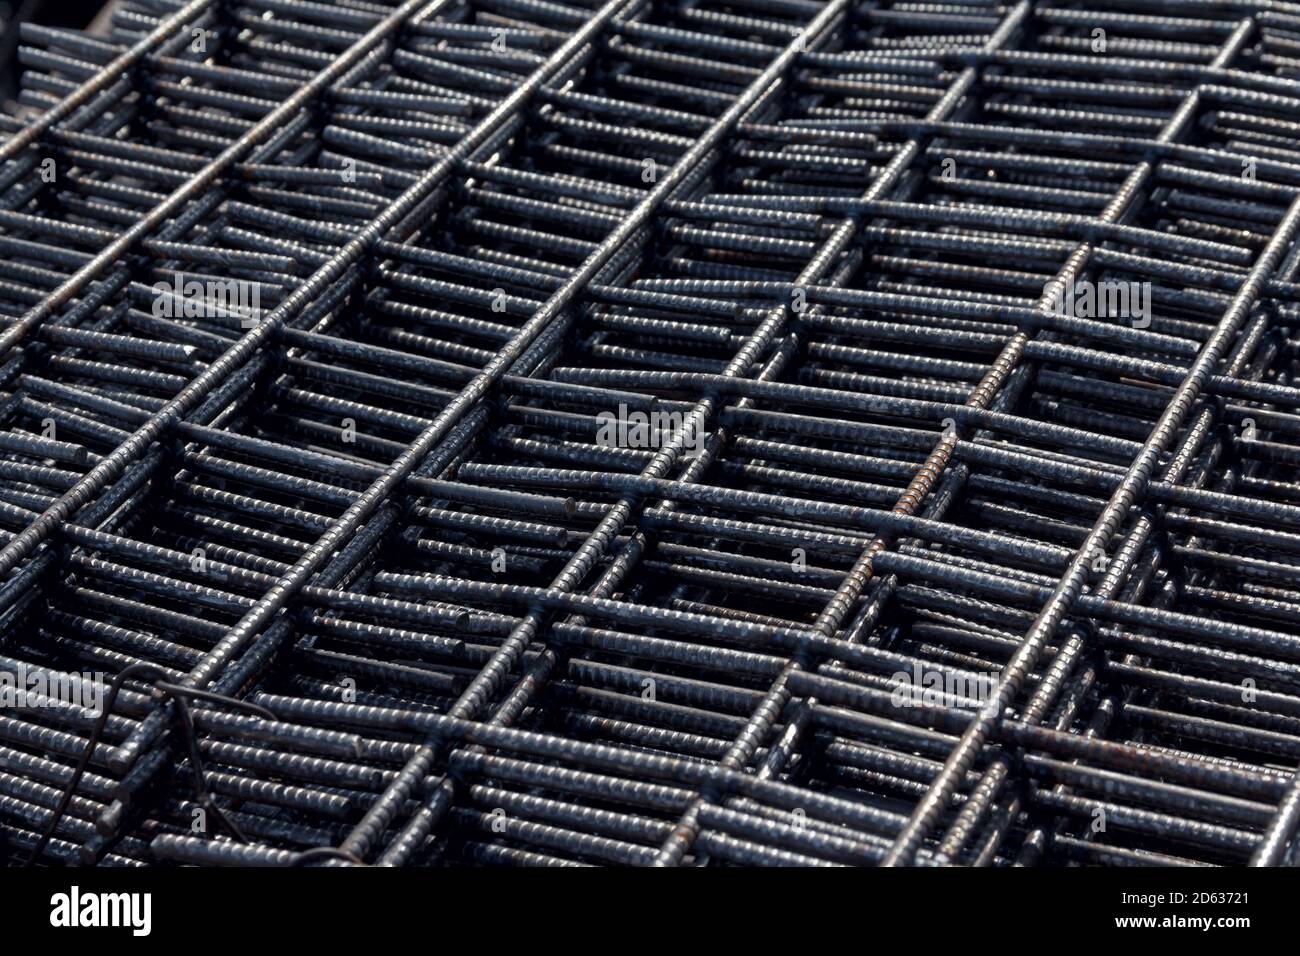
[25,663,278,867]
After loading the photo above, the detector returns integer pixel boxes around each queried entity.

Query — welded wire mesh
[0,0,1298,868]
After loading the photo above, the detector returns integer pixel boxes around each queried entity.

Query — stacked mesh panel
[0,0,1299,867]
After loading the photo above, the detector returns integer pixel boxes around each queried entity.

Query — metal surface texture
[0,0,1296,868]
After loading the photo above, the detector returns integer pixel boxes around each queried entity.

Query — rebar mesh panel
[0,0,1298,868]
